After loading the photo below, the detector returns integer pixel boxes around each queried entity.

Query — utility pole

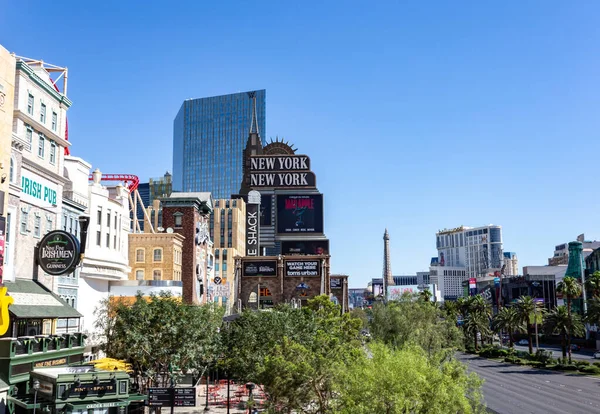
[580,252,590,340]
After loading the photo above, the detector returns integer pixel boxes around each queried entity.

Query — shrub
[534,349,553,365]
[593,362,600,368]
[579,366,600,375]
[574,360,590,367]
[479,347,509,358]
[553,364,579,371]
[527,361,544,368]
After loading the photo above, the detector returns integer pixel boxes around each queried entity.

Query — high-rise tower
[383,229,394,298]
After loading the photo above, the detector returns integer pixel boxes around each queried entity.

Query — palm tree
[557,276,582,361]
[544,305,585,363]
[468,295,492,348]
[442,300,459,322]
[515,296,539,354]
[585,271,600,297]
[585,296,600,326]
[419,289,432,303]
[492,306,523,348]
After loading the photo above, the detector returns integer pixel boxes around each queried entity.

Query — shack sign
[37,231,81,276]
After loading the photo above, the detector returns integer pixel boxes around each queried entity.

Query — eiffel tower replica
[383,229,394,300]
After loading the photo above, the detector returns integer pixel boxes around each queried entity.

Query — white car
[593,351,600,359]
[517,339,529,346]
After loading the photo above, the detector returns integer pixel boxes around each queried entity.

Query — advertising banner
[20,169,58,208]
[243,261,277,277]
[277,194,323,234]
[246,202,260,256]
[330,278,342,289]
[285,260,320,277]
[249,155,317,189]
[469,278,477,296]
[281,239,329,255]
[37,230,81,276]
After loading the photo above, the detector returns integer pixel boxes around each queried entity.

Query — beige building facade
[128,232,184,282]
[210,198,246,308]
[0,46,16,241]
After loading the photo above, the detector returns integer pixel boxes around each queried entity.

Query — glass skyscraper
[173,90,266,199]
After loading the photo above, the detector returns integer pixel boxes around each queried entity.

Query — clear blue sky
[3,1,600,288]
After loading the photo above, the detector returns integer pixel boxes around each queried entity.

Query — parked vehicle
[517,339,528,346]
[570,344,581,351]
[593,351,600,359]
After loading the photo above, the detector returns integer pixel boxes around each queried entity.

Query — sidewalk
[165,383,265,414]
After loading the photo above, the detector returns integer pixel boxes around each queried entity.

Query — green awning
[5,279,82,318]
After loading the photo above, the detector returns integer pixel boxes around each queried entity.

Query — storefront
[9,365,145,414]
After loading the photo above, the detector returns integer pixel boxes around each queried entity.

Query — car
[593,351,600,359]
[517,339,529,346]
[570,344,581,351]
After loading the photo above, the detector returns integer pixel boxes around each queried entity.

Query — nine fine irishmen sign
[37,230,81,276]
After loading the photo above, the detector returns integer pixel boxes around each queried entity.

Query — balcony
[63,190,88,208]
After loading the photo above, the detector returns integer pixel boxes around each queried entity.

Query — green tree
[585,295,600,326]
[468,296,492,349]
[492,306,523,348]
[442,300,460,324]
[94,292,223,391]
[557,276,582,361]
[418,289,433,303]
[544,305,585,363]
[222,295,362,413]
[370,293,462,355]
[586,271,600,297]
[334,342,484,414]
[515,296,539,354]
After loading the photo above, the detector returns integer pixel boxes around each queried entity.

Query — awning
[5,279,82,318]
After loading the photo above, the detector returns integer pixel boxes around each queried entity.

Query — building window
[96,230,101,246]
[27,94,34,115]
[153,270,161,280]
[34,215,41,238]
[49,142,56,164]
[40,103,46,123]
[106,233,110,248]
[114,235,117,249]
[174,213,183,227]
[46,216,53,234]
[52,112,57,131]
[97,207,102,225]
[136,270,144,280]
[20,210,29,234]
[9,157,15,184]
[106,211,111,228]
[136,249,145,262]
[26,126,32,149]
[38,135,45,158]
[153,248,162,262]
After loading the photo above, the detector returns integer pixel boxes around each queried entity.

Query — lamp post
[534,302,540,353]
[32,379,40,414]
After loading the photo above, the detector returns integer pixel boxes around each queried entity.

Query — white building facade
[77,169,131,345]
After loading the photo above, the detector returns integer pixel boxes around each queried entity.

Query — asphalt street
[458,353,600,414]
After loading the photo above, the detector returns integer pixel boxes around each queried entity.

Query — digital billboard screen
[260,195,272,226]
[243,260,277,277]
[277,194,323,234]
[281,239,329,256]
[285,260,320,277]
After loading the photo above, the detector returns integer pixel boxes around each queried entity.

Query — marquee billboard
[277,194,323,234]
[243,260,277,277]
[281,239,329,255]
[285,260,320,277]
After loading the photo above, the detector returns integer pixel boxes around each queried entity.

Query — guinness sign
[37,231,81,276]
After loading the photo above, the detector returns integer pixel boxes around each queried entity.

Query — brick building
[128,232,184,281]
[161,192,213,304]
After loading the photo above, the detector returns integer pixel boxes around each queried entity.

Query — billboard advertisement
[387,284,435,301]
[285,260,320,277]
[330,277,343,289]
[281,239,329,256]
[277,194,323,234]
[243,260,277,277]
[469,278,477,296]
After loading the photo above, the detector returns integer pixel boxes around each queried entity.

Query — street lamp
[32,379,40,414]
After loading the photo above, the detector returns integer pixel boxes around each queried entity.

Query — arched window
[136,249,145,262]
[153,248,162,262]
[153,270,162,280]
[136,270,144,280]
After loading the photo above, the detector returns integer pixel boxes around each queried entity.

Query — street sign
[174,388,196,407]
[148,387,196,407]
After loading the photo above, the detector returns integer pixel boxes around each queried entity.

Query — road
[458,353,600,414]
[513,344,596,361]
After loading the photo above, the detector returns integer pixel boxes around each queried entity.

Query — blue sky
[2,1,600,287]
